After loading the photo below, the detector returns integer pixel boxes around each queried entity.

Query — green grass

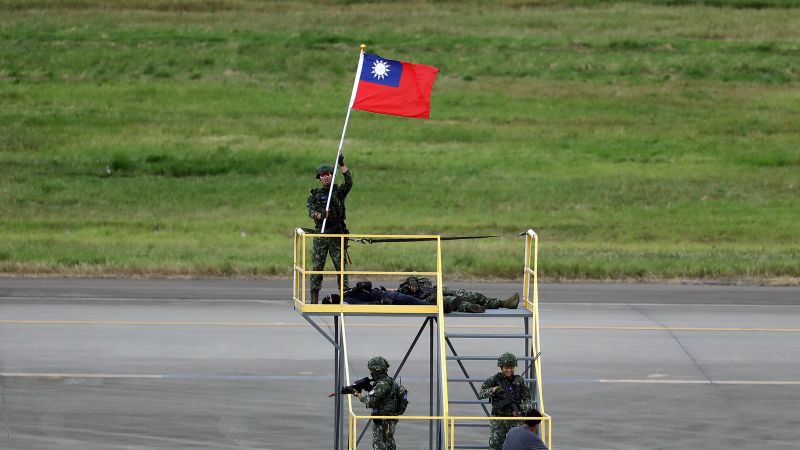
[1,0,799,282]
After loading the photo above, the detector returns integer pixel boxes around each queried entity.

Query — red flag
[352,53,439,119]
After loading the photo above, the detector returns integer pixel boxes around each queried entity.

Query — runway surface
[1,278,799,449]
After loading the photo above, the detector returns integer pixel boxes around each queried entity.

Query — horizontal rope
[351,230,529,244]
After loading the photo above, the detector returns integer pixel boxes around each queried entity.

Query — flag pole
[321,43,366,233]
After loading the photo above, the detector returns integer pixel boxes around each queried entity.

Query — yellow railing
[293,228,442,314]
[522,229,545,413]
[347,414,444,450]
[296,227,549,448]
[345,414,552,449]
[446,416,552,450]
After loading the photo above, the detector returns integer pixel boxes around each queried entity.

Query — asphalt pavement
[1,278,799,449]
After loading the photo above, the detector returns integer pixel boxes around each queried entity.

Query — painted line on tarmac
[4,372,799,386]
[540,325,800,333]
[599,379,800,385]
[2,319,799,333]
[0,320,299,327]
[1,296,273,303]
[0,373,163,379]
[0,373,431,382]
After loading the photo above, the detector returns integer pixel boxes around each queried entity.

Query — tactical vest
[490,373,524,416]
[312,171,351,232]
[370,375,399,416]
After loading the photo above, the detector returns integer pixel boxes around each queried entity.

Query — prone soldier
[322,281,431,306]
[397,275,519,313]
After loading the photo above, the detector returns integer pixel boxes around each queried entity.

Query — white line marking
[0,373,163,379]
[2,320,799,333]
[1,296,272,303]
[599,379,800,385]
[4,373,799,386]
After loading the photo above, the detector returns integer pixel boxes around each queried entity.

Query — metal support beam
[334,317,342,450]
[349,316,440,449]
[301,313,339,347]
[445,337,491,417]
[430,317,435,449]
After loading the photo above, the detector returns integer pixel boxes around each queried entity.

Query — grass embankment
[1,0,798,282]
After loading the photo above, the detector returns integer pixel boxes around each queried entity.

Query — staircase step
[445,333,531,339]
[453,422,490,428]
[455,420,489,428]
[448,377,536,383]
[446,355,537,361]
[449,399,489,405]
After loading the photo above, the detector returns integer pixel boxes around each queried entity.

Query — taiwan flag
[352,53,439,119]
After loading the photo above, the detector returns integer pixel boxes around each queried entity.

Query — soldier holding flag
[306,154,352,304]
[305,45,438,305]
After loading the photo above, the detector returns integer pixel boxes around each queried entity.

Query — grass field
[1,0,799,282]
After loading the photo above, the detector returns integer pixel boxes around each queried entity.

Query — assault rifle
[328,376,372,397]
[495,378,521,416]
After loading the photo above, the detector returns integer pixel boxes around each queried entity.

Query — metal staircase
[294,228,550,449]
[442,309,541,449]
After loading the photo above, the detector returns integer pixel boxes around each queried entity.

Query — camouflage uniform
[396,276,502,312]
[478,353,532,450]
[306,168,353,292]
[360,356,399,450]
[442,288,501,309]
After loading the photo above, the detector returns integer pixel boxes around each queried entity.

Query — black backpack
[392,380,409,415]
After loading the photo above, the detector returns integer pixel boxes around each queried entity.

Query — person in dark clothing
[322,281,431,306]
[502,408,548,450]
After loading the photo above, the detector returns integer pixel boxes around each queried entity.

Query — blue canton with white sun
[360,53,403,87]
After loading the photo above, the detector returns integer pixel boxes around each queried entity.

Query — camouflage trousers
[372,419,397,450]
[442,288,501,311]
[310,236,349,291]
[488,417,519,450]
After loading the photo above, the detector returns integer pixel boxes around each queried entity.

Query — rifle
[328,376,372,397]
[494,377,521,416]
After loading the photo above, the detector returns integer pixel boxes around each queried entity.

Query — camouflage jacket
[478,373,532,416]
[306,170,353,233]
[359,373,397,416]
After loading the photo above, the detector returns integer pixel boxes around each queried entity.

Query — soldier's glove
[338,154,345,166]
[316,211,328,220]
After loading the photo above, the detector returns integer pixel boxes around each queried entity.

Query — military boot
[500,292,520,309]
[310,288,320,304]
[465,303,486,313]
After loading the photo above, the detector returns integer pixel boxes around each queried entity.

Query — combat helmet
[405,275,432,289]
[316,163,335,179]
[497,352,518,367]
[367,356,390,375]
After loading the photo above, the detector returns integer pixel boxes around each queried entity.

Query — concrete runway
[1,278,799,449]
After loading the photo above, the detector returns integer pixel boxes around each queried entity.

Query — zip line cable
[297,229,530,245]
[351,231,525,244]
